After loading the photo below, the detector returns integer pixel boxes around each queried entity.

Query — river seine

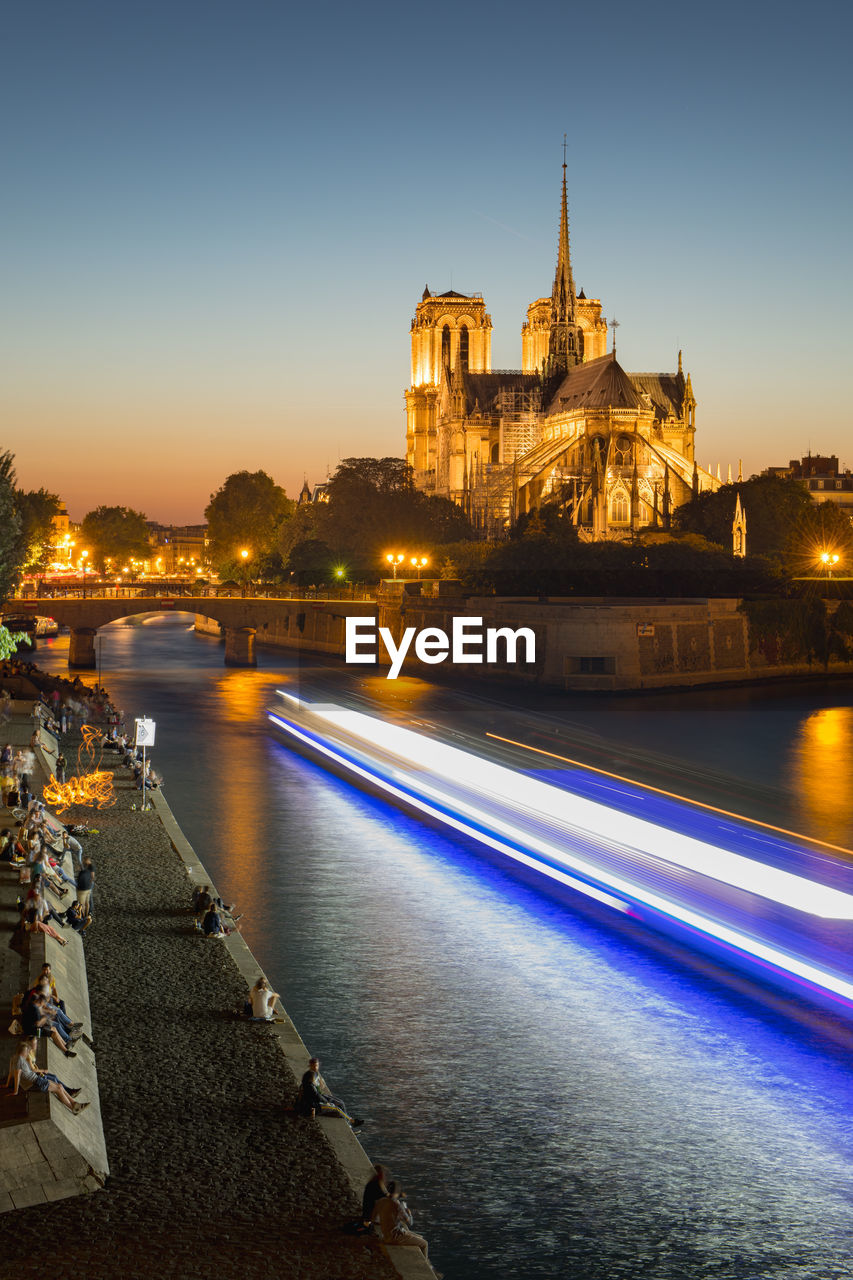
[37,618,853,1280]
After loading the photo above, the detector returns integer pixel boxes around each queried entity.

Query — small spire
[727,463,732,484]
[678,349,683,375]
[609,317,620,356]
[737,459,743,483]
[716,463,722,481]
[422,284,431,301]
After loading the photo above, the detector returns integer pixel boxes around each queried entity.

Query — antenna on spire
[608,317,620,356]
[562,132,567,171]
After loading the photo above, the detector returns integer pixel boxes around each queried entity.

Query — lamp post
[820,551,840,580]
[410,555,429,580]
[385,552,405,579]
[240,548,250,597]
[81,550,89,599]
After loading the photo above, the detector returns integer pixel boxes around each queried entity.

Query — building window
[459,324,469,370]
[611,492,628,523]
[442,325,451,367]
[614,436,632,467]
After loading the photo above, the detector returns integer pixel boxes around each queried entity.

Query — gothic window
[614,436,632,468]
[459,324,469,370]
[491,441,500,463]
[611,492,629,523]
[442,325,451,368]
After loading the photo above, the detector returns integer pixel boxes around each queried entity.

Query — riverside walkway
[0,710,413,1279]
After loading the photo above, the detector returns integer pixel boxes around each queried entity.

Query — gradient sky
[2,0,851,523]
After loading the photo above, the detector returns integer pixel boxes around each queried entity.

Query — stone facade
[406,165,720,538]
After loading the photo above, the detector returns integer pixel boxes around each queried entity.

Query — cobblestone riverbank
[0,723,398,1280]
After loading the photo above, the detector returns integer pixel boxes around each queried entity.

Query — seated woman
[248,977,279,1020]
[4,1038,86,1114]
[202,901,227,937]
[23,902,67,946]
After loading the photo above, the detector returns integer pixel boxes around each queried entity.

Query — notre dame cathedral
[405,162,721,538]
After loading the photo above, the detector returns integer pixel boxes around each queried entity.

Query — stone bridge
[5,595,376,668]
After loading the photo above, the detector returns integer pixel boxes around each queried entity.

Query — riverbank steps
[0,702,433,1280]
[0,704,109,1210]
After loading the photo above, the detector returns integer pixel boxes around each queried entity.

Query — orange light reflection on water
[209,671,284,922]
[790,707,853,847]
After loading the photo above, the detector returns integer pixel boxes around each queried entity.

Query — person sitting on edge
[296,1066,363,1128]
[4,1038,87,1114]
[371,1181,433,1266]
[202,901,229,937]
[193,885,212,917]
[306,1056,352,1116]
[248,977,279,1020]
[20,993,76,1057]
[361,1164,389,1230]
[31,980,83,1043]
[65,899,91,932]
[38,964,72,1016]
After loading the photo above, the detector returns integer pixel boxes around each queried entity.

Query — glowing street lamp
[385,552,405,579]
[410,555,429,580]
[820,551,840,579]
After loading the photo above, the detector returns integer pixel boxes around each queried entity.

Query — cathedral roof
[546,352,642,414]
[436,289,473,299]
[629,372,686,421]
[458,370,539,413]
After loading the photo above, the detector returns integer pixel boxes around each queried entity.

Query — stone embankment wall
[198,595,853,691]
[0,705,109,1211]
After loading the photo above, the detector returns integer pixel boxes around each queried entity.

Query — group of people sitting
[360,1163,438,1271]
[191,883,242,937]
[4,964,90,1115]
[3,798,94,941]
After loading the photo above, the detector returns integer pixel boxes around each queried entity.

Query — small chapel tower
[732,491,747,557]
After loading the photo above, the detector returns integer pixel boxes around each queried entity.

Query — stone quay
[0,688,434,1280]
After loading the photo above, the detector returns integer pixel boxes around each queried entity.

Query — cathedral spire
[547,141,581,376]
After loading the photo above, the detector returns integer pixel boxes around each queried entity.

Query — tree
[15,488,61,572]
[205,471,293,574]
[0,450,22,600]
[287,538,335,586]
[318,457,474,569]
[784,501,853,579]
[80,506,150,572]
[674,476,813,559]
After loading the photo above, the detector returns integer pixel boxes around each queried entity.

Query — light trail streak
[486,731,853,860]
[268,698,853,1013]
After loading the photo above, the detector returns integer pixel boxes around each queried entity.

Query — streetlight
[385,552,405,579]
[410,555,429,580]
[81,550,89,599]
[240,548,250,597]
[820,551,840,579]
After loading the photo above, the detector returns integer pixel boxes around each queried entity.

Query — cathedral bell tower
[547,155,583,377]
[406,287,491,492]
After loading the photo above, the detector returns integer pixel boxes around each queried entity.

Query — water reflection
[791,707,853,846]
[28,621,853,1280]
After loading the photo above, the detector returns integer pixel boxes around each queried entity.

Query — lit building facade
[405,165,720,538]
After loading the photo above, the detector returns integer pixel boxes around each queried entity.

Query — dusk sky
[3,0,851,523]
